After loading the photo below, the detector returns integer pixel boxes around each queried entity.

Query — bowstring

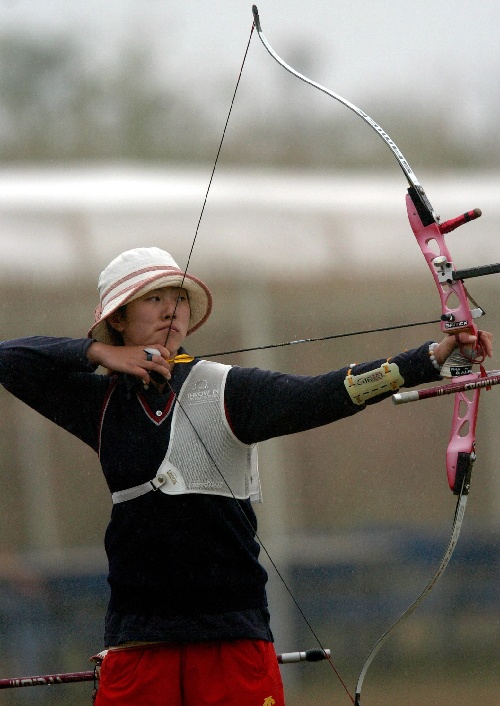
[198,318,440,359]
[157,16,355,704]
[164,389,354,703]
[163,20,255,351]
[354,471,472,705]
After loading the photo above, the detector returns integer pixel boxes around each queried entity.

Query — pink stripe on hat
[88,248,212,345]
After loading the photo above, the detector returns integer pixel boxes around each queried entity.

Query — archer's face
[110,287,190,354]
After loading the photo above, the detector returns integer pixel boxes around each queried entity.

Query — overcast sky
[1,1,499,125]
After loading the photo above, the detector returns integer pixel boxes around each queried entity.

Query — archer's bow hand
[433,330,493,369]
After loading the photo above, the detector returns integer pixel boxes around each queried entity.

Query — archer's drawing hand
[87,342,172,385]
[433,330,493,366]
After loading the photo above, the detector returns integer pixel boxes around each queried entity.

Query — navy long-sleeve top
[0,336,440,646]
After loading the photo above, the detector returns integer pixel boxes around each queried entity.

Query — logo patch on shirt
[187,379,220,404]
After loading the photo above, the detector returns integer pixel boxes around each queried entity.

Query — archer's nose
[163,302,177,320]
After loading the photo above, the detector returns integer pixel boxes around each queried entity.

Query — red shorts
[93,640,285,706]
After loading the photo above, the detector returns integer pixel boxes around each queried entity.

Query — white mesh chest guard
[111,361,261,504]
[159,360,261,501]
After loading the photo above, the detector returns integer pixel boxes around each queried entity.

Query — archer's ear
[107,311,125,333]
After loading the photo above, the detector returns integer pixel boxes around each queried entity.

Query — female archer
[0,246,492,705]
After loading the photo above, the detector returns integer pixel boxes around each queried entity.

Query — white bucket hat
[88,247,212,345]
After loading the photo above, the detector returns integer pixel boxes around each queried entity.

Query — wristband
[428,342,442,372]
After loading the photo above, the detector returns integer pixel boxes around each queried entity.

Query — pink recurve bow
[252,5,499,704]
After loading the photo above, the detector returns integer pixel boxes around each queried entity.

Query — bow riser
[406,193,480,336]
[406,192,482,491]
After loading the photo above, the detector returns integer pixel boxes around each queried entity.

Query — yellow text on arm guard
[344,362,404,406]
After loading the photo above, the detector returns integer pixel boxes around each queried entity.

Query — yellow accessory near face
[144,348,194,365]
[167,354,194,364]
[344,361,404,406]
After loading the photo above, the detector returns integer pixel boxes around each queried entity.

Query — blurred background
[0,2,498,705]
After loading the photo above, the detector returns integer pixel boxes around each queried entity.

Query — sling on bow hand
[251,5,499,704]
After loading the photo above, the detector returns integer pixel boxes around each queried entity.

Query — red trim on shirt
[136,391,176,425]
